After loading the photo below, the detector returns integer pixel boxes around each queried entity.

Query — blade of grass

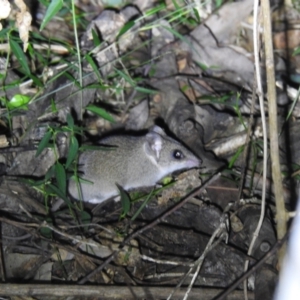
[71,0,83,120]
[114,68,135,86]
[85,53,102,81]
[116,20,135,39]
[36,130,52,157]
[67,114,74,129]
[117,184,131,219]
[86,105,115,123]
[9,39,30,75]
[91,29,101,47]
[131,189,154,221]
[134,86,158,94]
[47,184,73,207]
[55,162,66,196]
[65,136,79,169]
[136,3,166,22]
[40,0,64,31]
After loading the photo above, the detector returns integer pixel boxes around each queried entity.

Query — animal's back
[69,135,145,203]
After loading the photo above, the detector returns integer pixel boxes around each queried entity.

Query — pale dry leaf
[0,0,11,31]
[0,0,11,19]
[273,30,300,50]
[15,0,32,52]
[0,135,9,148]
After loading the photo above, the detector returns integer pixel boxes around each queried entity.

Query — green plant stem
[71,0,83,120]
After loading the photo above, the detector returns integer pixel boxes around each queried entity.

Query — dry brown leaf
[178,80,197,102]
[177,56,187,72]
[15,0,32,52]
[0,0,11,31]
[0,135,9,148]
[273,30,300,50]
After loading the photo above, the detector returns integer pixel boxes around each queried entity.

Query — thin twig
[261,0,287,267]
[243,1,269,299]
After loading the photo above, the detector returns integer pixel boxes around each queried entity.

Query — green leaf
[172,0,180,10]
[29,73,43,87]
[131,189,154,221]
[65,136,79,169]
[85,53,101,81]
[91,29,101,47]
[148,66,156,77]
[45,164,55,182]
[116,20,135,39]
[80,210,92,225]
[80,210,91,222]
[293,47,300,56]
[192,8,201,23]
[161,176,173,185]
[40,0,64,31]
[113,68,135,86]
[216,0,224,8]
[47,184,73,206]
[70,175,93,185]
[0,27,9,38]
[83,83,108,90]
[86,105,115,123]
[9,39,30,75]
[134,86,158,94]
[168,5,187,23]
[228,146,244,169]
[7,94,31,109]
[117,184,131,219]
[66,114,74,129]
[286,87,300,121]
[51,99,58,112]
[40,221,53,239]
[55,162,66,196]
[184,17,198,26]
[20,177,45,187]
[65,125,83,135]
[36,130,52,157]
[64,72,79,86]
[143,3,166,18]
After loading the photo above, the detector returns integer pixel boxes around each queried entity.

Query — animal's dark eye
[173,150,184,160]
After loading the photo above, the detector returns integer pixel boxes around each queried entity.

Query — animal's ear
[145,131,162,161]
[149,125,166,136]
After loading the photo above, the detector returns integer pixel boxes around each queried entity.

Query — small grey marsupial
[68,126,201,203]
